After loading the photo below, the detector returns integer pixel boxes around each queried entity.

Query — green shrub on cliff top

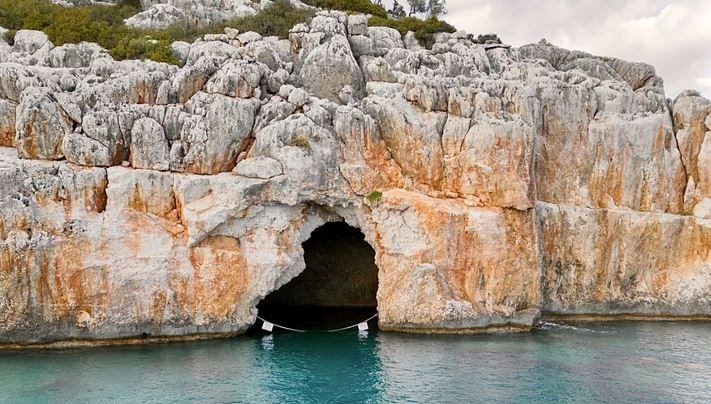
[210,1,315,39]
[368,15,456,48]
[302,0,387,18]
[0,0,456,63]
[0,0,313,64]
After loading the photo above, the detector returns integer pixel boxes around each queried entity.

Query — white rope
[256,313,378,333]
[327,313,379,332]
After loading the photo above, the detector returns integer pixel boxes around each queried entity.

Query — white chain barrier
[257,313,379,333]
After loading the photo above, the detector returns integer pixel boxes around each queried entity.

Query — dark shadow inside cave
[255,221,379,331]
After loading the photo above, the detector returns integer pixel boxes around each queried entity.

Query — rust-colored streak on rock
[85,176,108,214]
[187,235,249,319]
[374,190,540,331]
[538,202,711,316]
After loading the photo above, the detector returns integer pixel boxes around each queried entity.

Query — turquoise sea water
[1,322,710,403]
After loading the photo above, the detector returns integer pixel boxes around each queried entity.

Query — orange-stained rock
[106,167,178,220]
[442,114,535,209]
[673,91,711,217]
[15,87,74,160]
[0,100,16,147]
[534,83,686,213]
[3,14,711,346]
[372,190,540,332]
[185,235,249,319]
[360,95,536,208]
[334,105,403,193]
[538,202,711,316]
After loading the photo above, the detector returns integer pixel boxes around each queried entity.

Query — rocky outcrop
[673,90,711,218]
[538,202,711,317]
[1,11,710,346]
[125,0,312,29]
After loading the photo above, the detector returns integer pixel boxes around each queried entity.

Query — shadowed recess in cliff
[256,221,379,331]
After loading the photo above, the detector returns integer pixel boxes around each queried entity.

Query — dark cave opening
[255,221,379,331]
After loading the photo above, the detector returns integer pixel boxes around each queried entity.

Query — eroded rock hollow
[257,221,378,329]
[1,10,710,346]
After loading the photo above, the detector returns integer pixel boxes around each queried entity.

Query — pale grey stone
[130,117,170,171]
[300,35,364,103]
[13,30,50,55]
[125,4,188,30]
[347,14,368,36]
[15,87,73,159]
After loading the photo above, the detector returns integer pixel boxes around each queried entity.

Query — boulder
[300,35,364,103]
[124,4,188,30]
[367,27,404,57]
[13,30,51,55]
[673,91,711,214]
[15,87,74,160]
[347,14,368,36]
[49,42,106,68]
[205,60,269,98]
[64,109,128,167]
[181,92,260,174]
[130,117,170,171]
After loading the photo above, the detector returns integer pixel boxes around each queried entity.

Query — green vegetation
[183,1,315,41]
[368,15,455,48]
[0,0,140,47]
[0,0,314,64]
[302,0,387,18]
[0,0,457,62]
[291,134,312,153]
[365,190,382,205]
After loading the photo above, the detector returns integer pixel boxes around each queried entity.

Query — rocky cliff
[1,10,710,346]
[51,0,312,29]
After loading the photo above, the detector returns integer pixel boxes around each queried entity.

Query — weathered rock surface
[538,202,711,317]
[125,0,312,29]
[673,90,711,217]
[1,12,710,345]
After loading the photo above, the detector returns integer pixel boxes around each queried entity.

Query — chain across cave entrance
[256,220,379,331]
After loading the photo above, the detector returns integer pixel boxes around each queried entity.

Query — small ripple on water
[536,320,615,334]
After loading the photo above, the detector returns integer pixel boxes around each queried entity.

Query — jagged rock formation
[49,0,312,29]
[124,0,313,29]
[1,11,710,346]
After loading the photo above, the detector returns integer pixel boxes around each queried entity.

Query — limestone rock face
[1,12,711,345]
[130,117,170,171]
[300,34,365,102]
[124,4,188,30]
[0,99,16,147]
[180,92,259,174]
[538,202,711,317]
[673,91,711,217]
[531,77,684,213]
[374,190,540,332]
[125,0,312,29]
[15,87,75,160]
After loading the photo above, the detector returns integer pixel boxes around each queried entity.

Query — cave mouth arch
[256,221,379,331]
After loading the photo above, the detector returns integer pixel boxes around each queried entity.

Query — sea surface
[1,322,710,403]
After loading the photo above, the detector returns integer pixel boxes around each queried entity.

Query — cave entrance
[256,221,379,331]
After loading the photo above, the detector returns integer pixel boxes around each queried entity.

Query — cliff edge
[1,10,710,345]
